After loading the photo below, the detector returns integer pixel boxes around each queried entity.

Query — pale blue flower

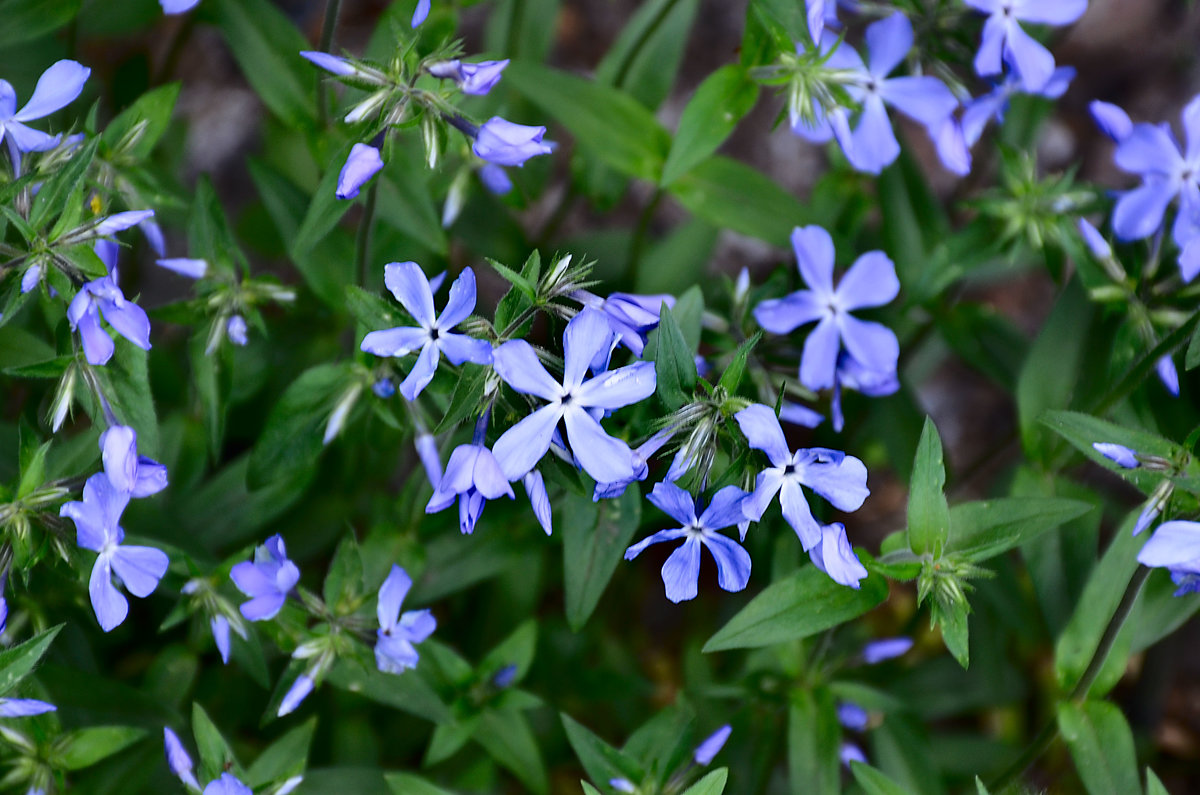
[693,725,731,765]
[163,727,201,790]
[0,60,90,159]
[473,117,554,167]
[375,565,436,674]
[808,522,868,588]
[1137,520,1200,596]
[230,535,299,621]
[965,0,1087,92]
[336,143,384,200]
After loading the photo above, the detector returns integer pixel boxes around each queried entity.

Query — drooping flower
[375,565,437,674]
[1137,520,1200,596]
[624,482,752,603]
[964,0,1088,92]
[59,473,169,632]
[491,308,656,483]
[593,427,676,500]
[336,143,384,200]
[203,772,253,795]
[572,290,675,357]
[0,60,90,158]
[67,272,152,366]
[428,59,510,96]
[360,262,493,400]
[735,404,870,551]
[163,728,201,791]
[473,117,555,167]
[230,535,299,621]
[425,441,515,534]
[99,425,167,498]
[831,351,900,433]
[807,522,868,588]
[693,725,732,765]
[754,225,899,391]
[861,636,914,664]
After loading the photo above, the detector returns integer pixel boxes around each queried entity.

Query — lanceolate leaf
[907,417,949,557]
[561,486,643,631]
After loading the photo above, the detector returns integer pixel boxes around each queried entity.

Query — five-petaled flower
[964,0,1088,92]
[67,271,153,367]
[361,262,493,401]
[60,473,169,632]
[624,482,752,603]
[230,534,300,621]
[375,565,437,673]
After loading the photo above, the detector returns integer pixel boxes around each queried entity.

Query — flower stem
[316,0,343,127]
[355,181,379,287]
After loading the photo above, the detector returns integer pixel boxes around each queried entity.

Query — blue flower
[592,427,676,501]
[840,742,867,767]
[960,67,1074,150]
[491,308,656,484]
[1157,355,1180,397]
[735,404,870,551]
[808,522,868,588]
[964,0,1087,92]
[1090,100,1133,142]
[1077,218,1112,259]
[59,473,169,632]
[99,425,168,497]
[428,59,510,96]
[160,0,201,13]
[1137,520,1200,596]
[426,442,515,534]
[336,143,384,200]
[0,699,56,717]
[837,702,869,730]
[203,772,252,795]
[1092,442,1139,469]
[163,728,201,790]
[572,290,675,358]
[624,482,752,603]
[230,535,299,621]
[0,60,90,157]
[754,225,899,392]
[375,565,436,674]
[693,724,732,765]
[412,0,431,27]
[66,271,152,366]
[155,258,209,279]
[278,673,315,717]
[831,351,899,433]
[862,636,913,663]
[473,117,555,167]
[226,315,248,347]
[361,262,493,400]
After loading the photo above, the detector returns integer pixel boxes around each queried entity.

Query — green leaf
[788,688,839,795]
[192,702,241,782]
[907,417,949,556]
[434,366,490,434]
[55,726,145,770]
[661,66,759,186]
[504,61,670,182]
[101,83,181,160]
[561,713,643,788]
[561,485,643,631]
[933,598,969,669]
[326,660,452,724]
[291,143,355,271]
[32,138,97,231]
[716,332,761,395]
[668,156,812,245]
[850,762,918,795]
[1145,768,1170,795]
[473,708,548,795]
[704,566,888,652]
[323,536,366,614]
[0,0,81,47]
[209,0,315,127]
[480,619,538,685]
[652,301,698,410]
[596,0,699,109]
[376,145,448,256]
[1187,317,1200,370]
[581,783,604,795]
[385,773,458,795]
[946,497,1094,563]
[246,719,315,787]
[1057,701,1141,795]
[877,153,950,295]
[0,625,62,696]
[1043,410,1182,496]
[682,768,728,795]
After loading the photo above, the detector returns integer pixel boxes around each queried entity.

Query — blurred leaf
[1043,410,1184,496]
[193,702,242,783]
[704,567,888,652]
[1145,768,1169,795]
[561,713,644,788]
[788,688,839,795]
[669,156,810,246]
[561,485,642,631]
[661,66,759,186]
[246,719,315,787]
[596,0,699,109]
[908,417,949,556]
[850,762,917,795]
[32,138,97,231]
[933,598,970,669]
[682,768,727,794]
[323,535,366,613]
[878,153,950,296]
[1057,701,1140,795]
[385,773,457,795]
[55,726,145,770]
[946,497,1093,563]
[376,144,447,256]
[653,301,698,410]
[326,661,452,725]
[290,143,355,278]
[0,0,81,47]
[0,624,61,696]
[102,83,181,160]
[434,366,490,433]
[474,708,548,794]
[479,619,538,684]
[716,332,761,395]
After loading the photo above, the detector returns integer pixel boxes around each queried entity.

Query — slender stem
[505,0,525,59]
[611,0,683,89]
[985,565,1152,792]
[355,181,379,287]
[316,0,343,127]
[625,189,662,288]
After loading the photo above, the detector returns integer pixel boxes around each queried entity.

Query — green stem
[611,0,683,89]
[624,189,662,288]
[355,181,379,287]
[506,0,525,59]
[316,0,343,127]
[985,566,1151,792]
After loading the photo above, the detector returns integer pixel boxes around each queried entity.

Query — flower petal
[800,453,870,511]
[360,325,428,358]
[864,13,912,78]
[753,290,826,334]
[1112,181,1176,241]
[397,608,437,643]
[563,307,612,390]
[879,76,958,127]
[493,403,561,480]
[847,95,900,174]
[377,564,412,631]
[383,261,436,328]
[735,404,791,466]
[624,528,688,560]
[701,533,752,593]
[335,143,384,200]
[647,480,698,526]
[110,544,168,598]
[563,405,636,484]
[398,341,441,400]
[1138,521,1200,568]
[1089,100,1133,142]
[661,537,702,602]
[576,361,656,409]
[836,250,899,311]
[800,316,842,391]
[1003,20,1056,92]
[437,267,477,329]
[89,556,129,632]
[780,479,822,550]
[837,315,899,375]
[1115,123,1185,176]
[743,468,786,521]
[492,339,562,401]
[791,225,837,298]
[13,60,90,122]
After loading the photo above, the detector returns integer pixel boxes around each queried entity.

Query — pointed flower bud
[336,143,384,200]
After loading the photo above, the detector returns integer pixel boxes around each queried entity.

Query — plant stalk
[316,0,343,127]
[355,181,379,287]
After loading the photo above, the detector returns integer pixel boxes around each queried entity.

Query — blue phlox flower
[780,401,825,429]
[1090,99,1133,142]
[805,0,844,43]
[1093,443,1140,470]
[524,470,553,535]
[412,0,431,27]
[808,522,868,588]
[491,307,656,484]
[230,534,300,621]
[693,724,732,765]
[336,143,384,200]
[226,315,249,347]
[965,0,1087,93]
[961,66,1074,149]
[624,482,752,603]
[67,270,152,366]
[0,699,56,717]
[361,262,493,400]
[478,163,513,195]
[837,701,869,730]
[100,425,168,498]
[156,258,209,279]
[787,32,857,147]
[1156,354,1180,397]
[414,431,442,489]
[163,727,201,790]
[428,59,510,96]
[735,404,870,551]
[203,772,252,795]
[824,13,959,174]
[0,60,90,158]
[831,351,899,433]
[840,742,867,767]
[60,473,169,632]
[1110,94,1200,256]
[1077,218,1112,259]
[862,636,913,663]
[1137,520,1200,596]
[754,225,899,391]
[160,0,201,13]
[426,442,515,534]
[472,117,555,167]
[573,290,676,358]
[375,564,436,674]
[593,427,676,501]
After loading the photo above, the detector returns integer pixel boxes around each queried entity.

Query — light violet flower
[491,307,656,483]
[624,482,752,603]
[336,143,384,200]
[755,225,899,391]
[67,272,152,366]
[0,60,90,158]
[837,702,869,730]
[735,404,869,551]
[0,699,56,717]
[360,262,493,400]
[277,674,315,717]
[226,315,248,347]
[808,522,868,588]
[1090,100,1133,142]
[840,743,867,767]
[156,258,208,279]
[412,0,431,27]
[160,0,202,13]
[1093,442,1139,469]
[426,440,515,535]
[693,725,732,765]
[375,565,437,674]
[473,117,554,167]
[230,535,299,621]
[965,0,1088,92]
[60,473,169,632]
[99,425,167,498]
[862,636,914,663]
[572,290,675,357]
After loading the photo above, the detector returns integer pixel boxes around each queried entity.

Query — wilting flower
[67,272,152,366]
[0,60,90,156]
[1137,520,1200,596]
[473,117,554,167]
[99,425,167,497]
[163,728,201,790]
[964,0,1088,92]
[624,482,751,603]
[735,404,870,551]
[360,262,493,400]
[755,225,899,391]
[60,473,169,632]
[491,308,656,483]
[808,522,868,588]
[336,143,384,200]
[375,565,437,673]
[428,59,509,96]
[230,535,299,621]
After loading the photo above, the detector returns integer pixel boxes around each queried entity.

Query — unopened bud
[323,383,363,445]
